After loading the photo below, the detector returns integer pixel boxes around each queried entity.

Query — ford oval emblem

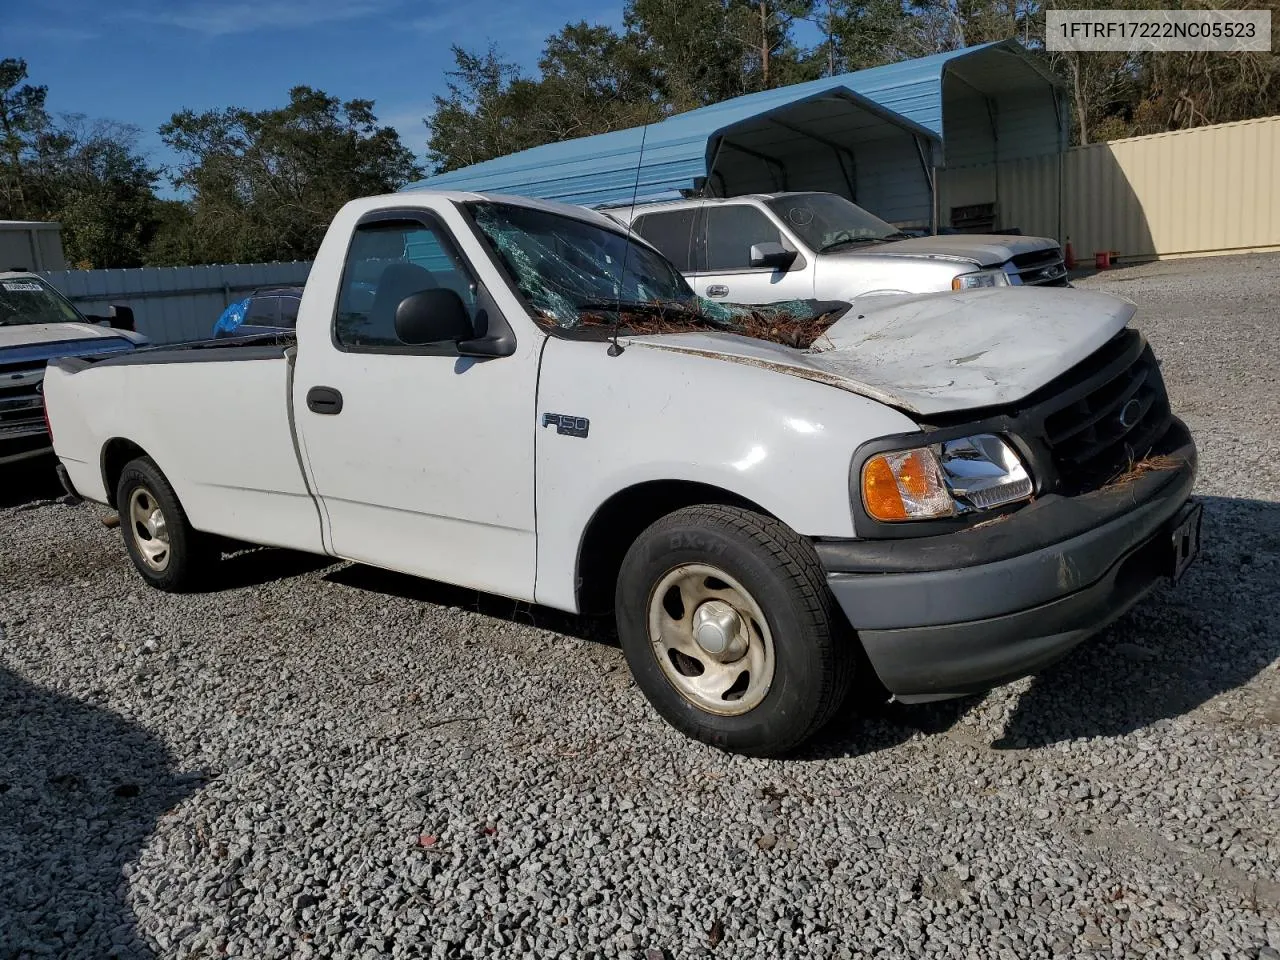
[1118,398,1142,429]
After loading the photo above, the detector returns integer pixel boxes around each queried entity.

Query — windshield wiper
[818,236,887,252]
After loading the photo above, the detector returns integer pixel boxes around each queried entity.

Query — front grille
[1012,249,1060,269]
[1035,330,1173,493]
[0,358,49,446]
[1011,247,1069,287]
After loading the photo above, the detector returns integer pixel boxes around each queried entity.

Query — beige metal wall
[938,114,1280,262]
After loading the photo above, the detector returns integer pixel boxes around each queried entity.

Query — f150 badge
[542,413,590,438]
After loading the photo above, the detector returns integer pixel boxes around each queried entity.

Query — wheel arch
[574,479,776,615]
[100,437,152,509]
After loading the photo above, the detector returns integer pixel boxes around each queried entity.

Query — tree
[625,0,758,109]
[425,46,541,173]
[807,0,918,75]
[730,0,815,88]
[47,118,161,268]
[161,87,422,263]
[426,26,667,174]
[1,58,160,268]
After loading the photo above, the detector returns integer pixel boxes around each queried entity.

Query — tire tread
[625,504,854,755]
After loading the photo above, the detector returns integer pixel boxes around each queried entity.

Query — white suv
[608,192,1068,305]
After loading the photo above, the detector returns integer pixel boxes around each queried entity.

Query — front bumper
[819,424,1198,701]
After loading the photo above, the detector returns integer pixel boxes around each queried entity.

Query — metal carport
[407,40,1066,233]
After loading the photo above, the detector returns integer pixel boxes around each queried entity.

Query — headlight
[860,434,1033,522]
[952,268,1013,290]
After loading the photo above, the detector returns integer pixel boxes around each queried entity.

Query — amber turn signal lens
[861,448,953,522]
[862,454,908,521]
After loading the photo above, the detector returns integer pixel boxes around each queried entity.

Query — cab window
[335,219,480,349]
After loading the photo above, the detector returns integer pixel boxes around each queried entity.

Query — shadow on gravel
[210,546,337,592]
[797,695,978,761]
[0,457,62,509]
[0,668,197,959]
[996,495,1280,748]
[325,564,620,646]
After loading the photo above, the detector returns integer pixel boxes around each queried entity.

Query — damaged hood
[629,287,1135,416]
[841,233,1058,267]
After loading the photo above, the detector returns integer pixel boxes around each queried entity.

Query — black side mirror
[108,304,135,332]
[394,289,473,345]
[749,241,797,271]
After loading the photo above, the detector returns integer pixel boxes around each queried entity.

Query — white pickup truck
[44,191,1200,756]
[609,192,1068,303]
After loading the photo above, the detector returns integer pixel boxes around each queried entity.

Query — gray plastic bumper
[820,445,1198,701]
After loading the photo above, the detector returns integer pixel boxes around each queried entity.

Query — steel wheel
[646,563,776,716]
[128,485,171,572]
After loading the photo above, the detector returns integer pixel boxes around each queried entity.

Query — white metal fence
[40,261,313,344]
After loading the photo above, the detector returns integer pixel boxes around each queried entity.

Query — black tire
[615,504,854,756]
[116,457,217,592]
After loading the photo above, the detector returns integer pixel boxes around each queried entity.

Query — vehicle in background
[44,191,1198,756]
[1,271,145,466]
[212,286,305,338]
[607,192,1068,304]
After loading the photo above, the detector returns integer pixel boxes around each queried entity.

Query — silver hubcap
[128,486,171,572]
[647,564,775,716]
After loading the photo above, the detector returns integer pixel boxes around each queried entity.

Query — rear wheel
[615,504,854,756]
[116,457,217,592]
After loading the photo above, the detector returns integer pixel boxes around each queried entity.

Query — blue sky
[13,0,625,182]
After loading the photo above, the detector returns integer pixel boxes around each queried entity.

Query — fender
[532,334,919,611]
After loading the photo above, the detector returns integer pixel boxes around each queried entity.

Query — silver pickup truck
[609,191,1068,304]
[1,271,144,465]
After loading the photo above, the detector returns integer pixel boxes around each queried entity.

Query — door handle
[306,386,343,415]
[706,284,729,298]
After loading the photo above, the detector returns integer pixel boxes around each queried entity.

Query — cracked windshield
[468,200,839,343]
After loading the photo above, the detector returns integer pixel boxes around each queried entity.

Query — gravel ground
[2,253,1278,960]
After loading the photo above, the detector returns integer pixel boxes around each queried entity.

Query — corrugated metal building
[1,220,66,272]
[408,40,1067,231]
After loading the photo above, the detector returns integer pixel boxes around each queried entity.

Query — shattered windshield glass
[468,201,696,327]
[765,193,907,252]
[467,200,849,348]
[0,277,84,326]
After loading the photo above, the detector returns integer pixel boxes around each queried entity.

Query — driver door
[692,204,813,305]
[292,210,541,601]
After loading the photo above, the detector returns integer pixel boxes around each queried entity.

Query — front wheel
[116,457,217,592]
[615,505,854,756]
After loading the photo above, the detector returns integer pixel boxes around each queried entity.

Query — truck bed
[43,333,324,555]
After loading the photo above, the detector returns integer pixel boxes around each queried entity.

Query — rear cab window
[632,209,700,273]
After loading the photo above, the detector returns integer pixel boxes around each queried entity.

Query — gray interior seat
[368,262,439,344]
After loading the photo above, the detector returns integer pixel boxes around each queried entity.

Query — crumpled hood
[0,322,135,349]
[629,287,1135,416]
[838,233,1058,267]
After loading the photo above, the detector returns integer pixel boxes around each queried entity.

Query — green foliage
[0,59,159,268]
[161,87,422,264]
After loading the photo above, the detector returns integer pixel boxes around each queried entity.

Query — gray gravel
[2,252,1278,960]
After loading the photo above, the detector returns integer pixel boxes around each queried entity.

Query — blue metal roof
[407,40,1063,208]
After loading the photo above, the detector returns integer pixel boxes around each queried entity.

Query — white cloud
[127,0,389,36]
[8,23,98,42]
